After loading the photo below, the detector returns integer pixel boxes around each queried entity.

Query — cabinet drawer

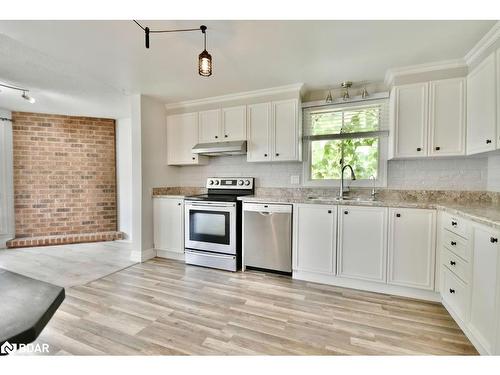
[442,266,469,322]
[442,248,469,284]
[442,212,470,239]
[442,229,470,261]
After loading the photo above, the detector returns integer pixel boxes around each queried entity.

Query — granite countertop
[238,195,500,231]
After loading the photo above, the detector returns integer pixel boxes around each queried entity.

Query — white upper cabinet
[247,98,301,162]
[497,49,500,149]
[388,208,436,290]
[167,113,208,165]
[153,198,184,254]
[468,225,500,354]
[337,206,388,283]
[272,99,299,161]
[429,78,466,156]
[247,102,271,162]
[198,109,221,143]
[391,82,429,158]
[467,52,497,155]
[221,105,247,141]
[293,204,336,275]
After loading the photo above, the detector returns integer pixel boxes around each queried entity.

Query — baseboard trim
[130,248,156,263]
[156,249,185,261]
[293,270,441,302]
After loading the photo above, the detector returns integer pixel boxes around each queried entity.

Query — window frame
[302,101,389,188]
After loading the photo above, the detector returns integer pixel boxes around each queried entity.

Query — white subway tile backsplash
[172,154,491,191]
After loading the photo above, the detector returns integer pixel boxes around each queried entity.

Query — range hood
[192,140,247,156]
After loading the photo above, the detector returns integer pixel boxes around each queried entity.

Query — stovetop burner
[185,194,240,202]
[185,177,254,202]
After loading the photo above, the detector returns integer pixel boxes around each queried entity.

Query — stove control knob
[238,180,244,186]
[214,180,220,185]
[208,180,214,185]
[244,180,250,186]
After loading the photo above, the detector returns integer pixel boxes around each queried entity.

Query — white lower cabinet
[468,225,500,354]
[387,208,436,290]
[153,197,184,258]
[293,204,336,275]
[337,206,388,283]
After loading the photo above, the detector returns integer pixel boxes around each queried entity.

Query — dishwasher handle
[243,203,292,214]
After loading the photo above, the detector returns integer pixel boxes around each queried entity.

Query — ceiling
[0,20,495,118]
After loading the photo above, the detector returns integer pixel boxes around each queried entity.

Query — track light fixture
[133,21,213,77]
[0,83,36,104]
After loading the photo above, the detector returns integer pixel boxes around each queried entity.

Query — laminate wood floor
[23,258,478,355]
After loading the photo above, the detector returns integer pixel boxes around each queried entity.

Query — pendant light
[0,83,36,104]
[198,25,212,77]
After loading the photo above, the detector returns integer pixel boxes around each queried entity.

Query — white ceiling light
[0,83,36,104]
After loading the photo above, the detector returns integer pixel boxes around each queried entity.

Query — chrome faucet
[369,175,377,199]
[339,164,356,199]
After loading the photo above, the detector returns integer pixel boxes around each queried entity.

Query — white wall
[116,118,133,240]
[171,154,489,191]
[140,95,176,255]
[0,109,14,248]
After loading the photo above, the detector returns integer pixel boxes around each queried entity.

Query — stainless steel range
[184,177,254,271]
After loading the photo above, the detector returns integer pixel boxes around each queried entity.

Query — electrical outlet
[290,175,300,185]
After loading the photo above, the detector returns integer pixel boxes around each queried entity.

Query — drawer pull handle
[449,288,455,294]
[486,139,492,144]
[396,213,401,218]
[451,221,457,227]
[328,210,332,214]
[416,147,422,152]
[491,237,498,243]
[435,146,440,151]
[450,241,457,246]
[450,261,456,266]
[344,210,348,215]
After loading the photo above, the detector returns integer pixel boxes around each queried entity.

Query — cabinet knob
[344,210,348,215]
[451,221,457,227]
[449,288,455,294]
[215,135,218,139]
[435,146,440,151]
[486,139,492,144]
[450,260,456,266]
[224,134,228,138]
[491,237,498,243]
[416,147,422,152]
[328,210,332,214]
[275,153,280,157]
[450,241,457,246]
[177,203,181,206]
[264,153,268,157]
[192,157,195,160]
[396,213,401,218]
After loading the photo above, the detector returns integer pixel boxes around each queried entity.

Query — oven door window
[189,210,230,245]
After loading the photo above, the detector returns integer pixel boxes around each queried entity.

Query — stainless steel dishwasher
[243,202,292,273]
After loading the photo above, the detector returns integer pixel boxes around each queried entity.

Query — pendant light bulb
[198,25,212,77]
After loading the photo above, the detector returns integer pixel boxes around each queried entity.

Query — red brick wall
[12,112,117,238]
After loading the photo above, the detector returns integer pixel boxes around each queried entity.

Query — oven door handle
[186,203,235,209]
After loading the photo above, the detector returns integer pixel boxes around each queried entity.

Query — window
[303,100,388,186]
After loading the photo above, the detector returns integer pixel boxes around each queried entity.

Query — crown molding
[165,83,304,111]
[384,59,467,87]
[465,21,500,66]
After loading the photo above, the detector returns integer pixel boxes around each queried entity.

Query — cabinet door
[222,105,246,141]
[167,113,204,165]
[338,206,388,282]
[272,99,299,161]
[497,49,500,149]
[429,78,466,156]
[393,83,429,158]
[247,102,271,162]
[153,198,184,253]
[198,109,221,143]
[388,208,436,290]
[293,204,336,275]
[467,52,497,155]
[469,225,500,354]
